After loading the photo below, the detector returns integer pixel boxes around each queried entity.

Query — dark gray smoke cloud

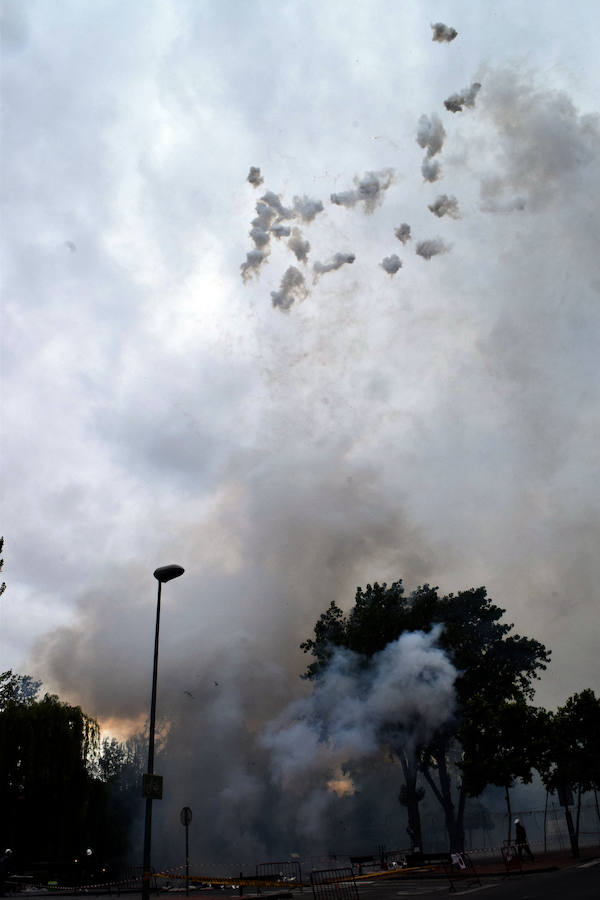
[247,166,264,187]
[431,22,458,43]
[394,223,411,244]
[331,169,395,214]
[428,194,460,219]
[415,238,451,259]
[380,254,402,275]
[287,227,310,262]
[313,252,356,281]
[271,265,309,311]
[417,114,446,158]
[444,82,481,113]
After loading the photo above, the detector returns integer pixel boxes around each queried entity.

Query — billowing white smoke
[262,629,456,834]
[428,194,460,219]
[331,169,395,214]
[313,252,356,281]
[416,238,451,259]
[271,266,309,311]
[431,23,458,43]
[444,82,481,113]
[380,254,402,275]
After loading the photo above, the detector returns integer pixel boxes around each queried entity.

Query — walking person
[514,818,535,861]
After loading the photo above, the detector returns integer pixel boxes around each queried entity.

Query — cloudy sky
[2,0,599,830]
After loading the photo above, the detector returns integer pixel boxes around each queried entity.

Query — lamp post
[142,564,185,900]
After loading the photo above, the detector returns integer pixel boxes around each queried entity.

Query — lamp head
[154,564,185,583]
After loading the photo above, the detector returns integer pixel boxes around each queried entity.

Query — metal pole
[185,821,189,896]
[142,579,162,900]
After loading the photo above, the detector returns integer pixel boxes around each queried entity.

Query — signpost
[180,807,192,895]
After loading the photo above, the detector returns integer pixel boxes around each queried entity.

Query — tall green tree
[538,689,600,858]
[301,580,550,851]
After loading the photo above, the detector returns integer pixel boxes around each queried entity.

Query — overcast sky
[2,0,599,746]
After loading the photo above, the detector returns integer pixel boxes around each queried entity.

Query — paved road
[355,857,600,899]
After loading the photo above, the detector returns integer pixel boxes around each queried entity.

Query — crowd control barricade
[256,860,303,890]
[501,841,523,877]
[441,852,481,892]
[310,867,359,900]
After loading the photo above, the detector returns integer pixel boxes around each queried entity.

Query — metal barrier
[256,860,303,892]
[310,868,359,900]
[501,842,523,878]
[441,852,481,892]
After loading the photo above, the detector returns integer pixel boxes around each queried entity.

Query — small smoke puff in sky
[287,227,310,262]
[331,169,394,214]
[381,254,402,275]
[431,22,458,43]
[313,252,356,282]
[271,266,309,311]
[444,83,481,113]
[421,158,441,182]
[428,194,460,218]
[240,248,268,281]
[293,195,324,223]
[417,114,446,158]
[247,166,263,187]
[416,238,451,259]
[395,223,411,244]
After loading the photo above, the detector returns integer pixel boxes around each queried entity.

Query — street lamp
[142,564,185,900]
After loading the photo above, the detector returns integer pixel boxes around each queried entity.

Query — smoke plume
[262,630,456,833]
[247,166,264,187]
[270,224,291,239]
[415,238,451,259]
[331,169,395,214]
[428,194,460,218]
[313,252,356,281]
[444,82,481,113]
[380,254,402,275]
[293,195,324,223]
[431,23,458,43]
[261,190,294,221]
[271,266,309,311]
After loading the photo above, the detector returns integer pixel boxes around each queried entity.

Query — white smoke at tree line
[262,629,456,781]
[431,22,458,43]
[247,166,264,188]
[428,194,460,219]
[331,169,395,214]
[271,266,309,311]
[444,83,481,113]
[416,238,451,260]
[381,254,402,275]
[395,223,411,244]
[313,252,356,283]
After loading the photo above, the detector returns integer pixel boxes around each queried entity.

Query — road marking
[578,858,600,868]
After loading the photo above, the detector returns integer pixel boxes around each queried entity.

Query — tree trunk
[420,741,464,851]
[397,747,424,851]
[575,783,583,847]
[543,788,549,853]
[505,785,512,844]
[563,804,579,859]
